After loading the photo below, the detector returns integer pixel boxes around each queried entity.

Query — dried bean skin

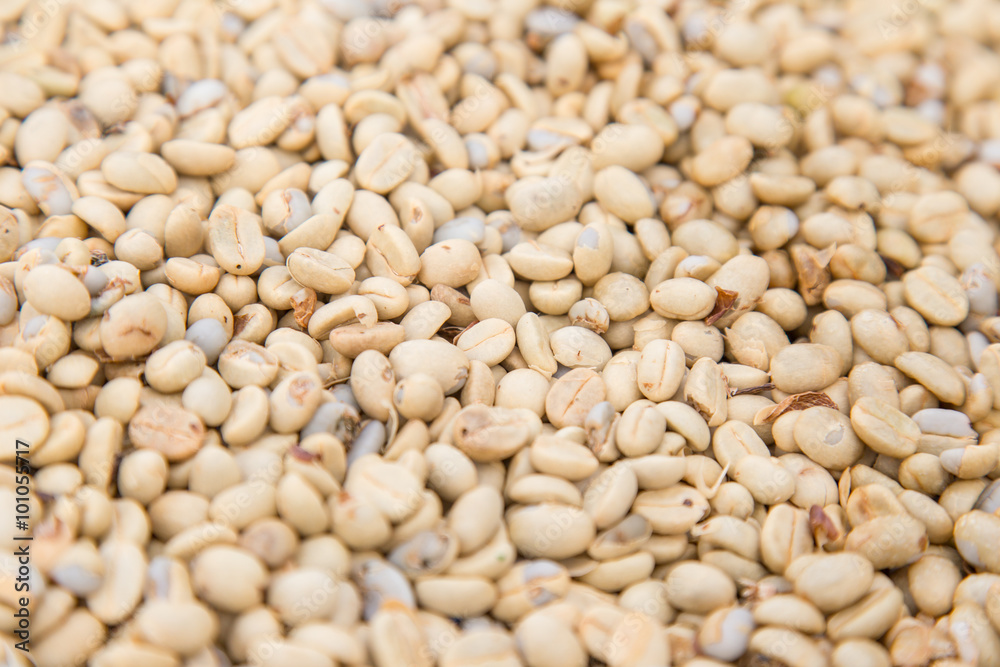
[9,1,1000,663]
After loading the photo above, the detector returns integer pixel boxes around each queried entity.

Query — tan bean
[770,344,843,394]
[895,351,966,405]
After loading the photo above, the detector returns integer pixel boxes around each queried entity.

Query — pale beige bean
[129,402,204,462]
[400,300,452,341]
[691,136,754,187]
[415,575,498,619]
[749,628,827,667]
[850,397,920,458]
[550,325,612,371]
[98,293,167,360]
[850,309,909,365]
[665,561,736,613]
[844,512,928,570]
[573,222,615,286]
[390,339,470,395]
[705,254,770,328]
[895,351,966,405]
[650,277,717,320]
[848,362,900,409]
[102,151,177,194]
[206,205,266,276]
[903,266,969,326]
[367,222,422,286]
[592,272,650,322]
[354,133,421,193]
[793,407,864,471]
[507,502,596,559]
[789,552,875,613]
[529,435,600,481]
[359,276,409,323]
[394,373,445,421]
[546,368,607,429]
[760,504,814,575]
[823,279,888,319]
[191,545,269,613]
[287,248,355,295]
[161,139,236,176]
[143,340,206,394]
[954,510,1000,573]
[452,404,539,462]
[633,484,710,535]
[753,594,826,635]
[593,166,655,223]
[516,313,559,377]
[507,241,574,281]
[636,339,686,402]
[418,239,483,287]
[456,318,516,366]
[218,340,279,388]
[328,321,406,359]
[23,264,91,321]
[768,343,842,394]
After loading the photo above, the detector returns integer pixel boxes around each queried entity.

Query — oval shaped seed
[218,340,279,388]
[850,397,920,458]
[844,513,928,570]
[99,293,167,360]
[545,368,607,429]
[691,136,754,187]
[418,240,483,287]
[650,277,718,320]
[390,339,471,395]
[637,339,686,402]
[354,133,420,194]
[129,402,205,461]
[954,510,1000,573]
[770,343,843,394]
[665,561,737,613]
[593,166,655,223]
[895,351,966,405]
[790,552,874,613]
[160,139,236,176]
[102,151,177,194]
[759,504,814,575]
[507,241,575,281]
[368,223,421,286]
[507,503,596,559]
[705,254,771,328]
[143,340,207,394]
[633,484,710,534]
[0,396,49,460]
[903,266,969,326]
[415,575,498,618]
[456,318,516,366]
[749,628,826,667]
[191,545,269,613]
[550,326,612,371]
[287,247,355,295]
[207,205,266,276]
[793,407,864,471]
[269,371,322,434]
[452,405,538,462]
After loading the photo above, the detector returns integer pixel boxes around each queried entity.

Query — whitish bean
[770,344,843,394]
[650,277,717,320]
[456,318,516,366]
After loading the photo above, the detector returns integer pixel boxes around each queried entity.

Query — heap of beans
[2,0,1000,664]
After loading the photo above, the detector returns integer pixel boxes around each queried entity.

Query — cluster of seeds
[3,0,1000,665]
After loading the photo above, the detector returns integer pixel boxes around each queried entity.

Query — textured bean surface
[5,1,1000,665]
